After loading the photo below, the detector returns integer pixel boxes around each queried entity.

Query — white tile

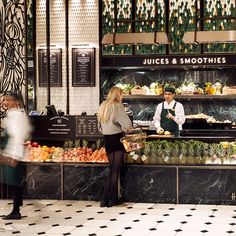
[122,228,151,236]
[148,229,176,236]
[70,226,101,234]
[96,226,125,236]
[82,219,111,227]
[46,225,76,234]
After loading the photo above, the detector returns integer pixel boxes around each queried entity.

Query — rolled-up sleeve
[153,103,162,129]
[174,103,185,125]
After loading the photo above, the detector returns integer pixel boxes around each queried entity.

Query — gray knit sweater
[98,103,132,135]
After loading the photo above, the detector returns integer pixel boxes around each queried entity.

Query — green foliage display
[102,0,236,55]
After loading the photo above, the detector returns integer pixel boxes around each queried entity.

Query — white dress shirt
[153,100,185,131]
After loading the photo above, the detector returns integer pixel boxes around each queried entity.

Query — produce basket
[120,125,146,152]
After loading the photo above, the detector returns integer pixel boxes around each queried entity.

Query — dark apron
[160,102,179,137]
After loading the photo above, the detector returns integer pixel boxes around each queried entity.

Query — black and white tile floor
[1,200,236,235]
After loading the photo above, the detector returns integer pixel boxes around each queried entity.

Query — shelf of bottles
[203,0,236,53]
[102,0,236,55]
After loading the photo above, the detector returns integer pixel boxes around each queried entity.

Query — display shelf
[123,94,236,100]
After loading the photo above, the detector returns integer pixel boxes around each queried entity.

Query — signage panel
[72,48,95,87]
[38,49,62,87]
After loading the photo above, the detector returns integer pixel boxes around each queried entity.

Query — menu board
[72,48,95,87]
[75,116,101,137]
[38,48,62,87]
[31,116,76,140]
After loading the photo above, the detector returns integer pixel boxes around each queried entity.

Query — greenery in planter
[125,140,236,165]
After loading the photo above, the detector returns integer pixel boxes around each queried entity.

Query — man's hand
[166,113,175,120]
[156,127,164,134]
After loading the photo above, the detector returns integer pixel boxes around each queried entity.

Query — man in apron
[153,87,185,137]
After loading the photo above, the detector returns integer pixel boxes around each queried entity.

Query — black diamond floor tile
[87,217,94,220]
[86,205,92,207]
[227,230,235,234]
[46,203,53,206]
[66,204,72,206]
[175,229,182,232]
[232,216,236,218]
[181,221,187,224]
[119,212,125,215]
[55,210,62,212]
[5,222,12,225]
[52,224,59,227]
[26,203,34,206]
[169,208,175,210]
[65,217,72,220]
[212,208,218,211]
[148,207,154,209]
[186,214,192,217]
[229,222,236,226]
[208,215,215,218]
[149,228,157,231]
[76,225,83,228]
[110,218,117,221]
[97,211,104,214]
[100,225,107,228]
[76,210,83,213]
[127,206,133,209]
[12,231,20,234]
[42,216,49,219]
[141,213,147,215]
[34,209,41,212]
[63,233,71,236]
[133,219,140,222]
[124,226,132,230]
[190,208,196,211]
[205,222,212,225]
[38,232,46,235]
[29,223,36,226]
[88,234,96,236]
[157,220,164,223]
[163,214,169,216]
[201,230,208,233]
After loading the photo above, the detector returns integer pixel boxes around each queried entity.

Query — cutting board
[148,134,174,138]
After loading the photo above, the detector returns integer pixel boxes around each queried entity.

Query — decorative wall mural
[0,0,26,120]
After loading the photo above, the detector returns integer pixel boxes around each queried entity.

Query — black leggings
[12,185,23,213]
[102,151,124,202]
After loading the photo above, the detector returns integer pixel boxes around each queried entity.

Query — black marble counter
[1,163,236,205]
[2,163,236,205]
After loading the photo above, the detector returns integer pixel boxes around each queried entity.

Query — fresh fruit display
[115,80,229,96]
[24,140,108,163]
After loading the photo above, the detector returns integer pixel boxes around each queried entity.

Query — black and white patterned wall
[0,0,26,120]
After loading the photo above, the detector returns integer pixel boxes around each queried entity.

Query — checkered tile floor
[0,200,236,235]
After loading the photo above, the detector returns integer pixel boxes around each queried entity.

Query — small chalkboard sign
[72,48,95,87]
[38,48,62,87]
[75,115,101,137]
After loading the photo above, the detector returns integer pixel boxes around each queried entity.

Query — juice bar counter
[1,163,236,205]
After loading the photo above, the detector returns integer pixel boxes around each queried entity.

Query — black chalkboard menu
[31,116,76,140]
[72,48,95,87]
[75,115,101,137]
[38,48,62,87]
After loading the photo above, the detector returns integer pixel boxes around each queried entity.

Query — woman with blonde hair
[97,86,132,207]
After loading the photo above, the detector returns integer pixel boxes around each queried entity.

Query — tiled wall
[36,0,99,115]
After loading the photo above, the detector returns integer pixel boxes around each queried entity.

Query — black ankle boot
[2,212,21,220]
[100,200,108,207]
[107,199,123,207]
